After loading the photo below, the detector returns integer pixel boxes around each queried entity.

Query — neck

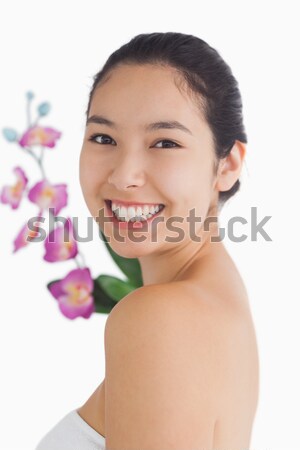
[138,214,224,286]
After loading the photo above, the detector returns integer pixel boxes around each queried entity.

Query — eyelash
[88,133,181,149]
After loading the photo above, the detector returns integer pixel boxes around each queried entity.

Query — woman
[36,32,259,450]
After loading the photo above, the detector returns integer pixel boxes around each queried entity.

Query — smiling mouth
[104,200,165,223]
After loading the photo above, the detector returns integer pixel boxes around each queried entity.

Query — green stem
[74,255,82,268]
[31,115,40,127]
[21,145,48,180]
[78,250,86,268]
[27,97,32,129]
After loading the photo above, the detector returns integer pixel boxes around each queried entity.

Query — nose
[108,152,146,191]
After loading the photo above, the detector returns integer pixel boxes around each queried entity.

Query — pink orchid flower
[13,213,44,253]
[18,125,61,148]
[0,166,28,209]
[28,180,67,215]
[44,217,78,262]
[48,268,95,319]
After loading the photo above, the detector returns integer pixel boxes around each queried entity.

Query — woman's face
[79,64,219,258]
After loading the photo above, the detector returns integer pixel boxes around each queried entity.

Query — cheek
[159,158,213,226]
[156,157,194,193]
[159,158,212,200]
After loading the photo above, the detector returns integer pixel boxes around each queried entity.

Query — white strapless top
[35,409,105,450]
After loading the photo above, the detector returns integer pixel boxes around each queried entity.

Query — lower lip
[104,201,165,229]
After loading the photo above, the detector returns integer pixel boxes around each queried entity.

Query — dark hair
[85,32,247,208]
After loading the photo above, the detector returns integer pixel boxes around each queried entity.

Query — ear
[215,141,246,192]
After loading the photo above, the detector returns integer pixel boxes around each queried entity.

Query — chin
[107,239,157,259]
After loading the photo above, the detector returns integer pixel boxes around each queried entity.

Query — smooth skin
[78,64,259,449]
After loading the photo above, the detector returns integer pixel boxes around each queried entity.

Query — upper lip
[106,198,164,207]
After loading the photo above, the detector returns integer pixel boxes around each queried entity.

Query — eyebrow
[86,114,193,136]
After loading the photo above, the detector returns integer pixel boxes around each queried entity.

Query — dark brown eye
[88,134,116,145]
[153,140,180,149]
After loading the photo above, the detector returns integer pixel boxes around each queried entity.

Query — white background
[0,1,299,449]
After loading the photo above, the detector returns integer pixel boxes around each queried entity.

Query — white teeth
[111,202,162,216]
[111,202,164,222]
[120,206,127,219]
[127,206,136,219]
[142,205,149,215]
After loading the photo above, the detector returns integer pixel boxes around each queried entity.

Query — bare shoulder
[105,280,254,356]
[104,282,257,449]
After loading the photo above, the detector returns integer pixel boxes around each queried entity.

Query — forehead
[89,64,207,134]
